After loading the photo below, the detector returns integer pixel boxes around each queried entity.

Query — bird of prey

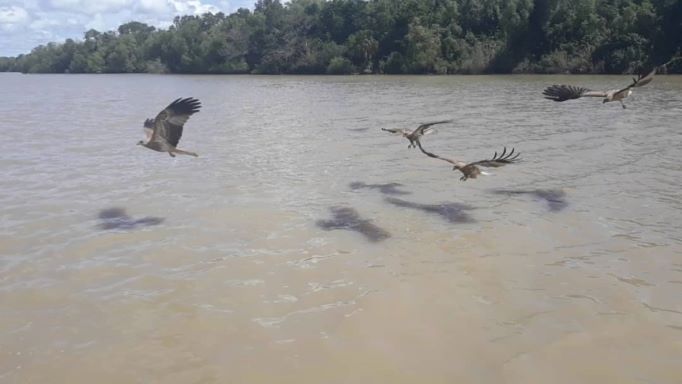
[382,119,453,148]
[542,56,681,109]
[419,145,520,181]
[542,70,654,109]
[138,97,201,157]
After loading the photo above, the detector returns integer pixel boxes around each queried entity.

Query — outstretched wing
[610,68,655,98]
[413,119,453,135]
[150,97,201,147]
[617,56,682,96]
[629,67,657,88]
[382,128,411,135]
[623,56,682,92]
[469,147,521,168]
[543,85,608,101]
[661,55,682,67]
[417,142,466,168]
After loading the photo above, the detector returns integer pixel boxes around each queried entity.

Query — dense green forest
[1,0,681,74]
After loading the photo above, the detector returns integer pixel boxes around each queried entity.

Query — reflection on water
[384,197,476,223]
[96,207,164,230]
[349,181,411,195]
[489,188,569,212]
[316,206,391,242]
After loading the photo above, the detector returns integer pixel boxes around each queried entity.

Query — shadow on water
[384,197,476,224]
[347,127,370,132]
[316,206,391,242]
[97,208,164,230]
[350,181,411,195]
[489,189,569,212]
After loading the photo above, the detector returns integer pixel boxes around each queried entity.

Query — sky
[0,0,257,56]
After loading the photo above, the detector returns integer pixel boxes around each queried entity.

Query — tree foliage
[1,0,680,74]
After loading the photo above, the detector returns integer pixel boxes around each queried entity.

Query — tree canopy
[1,0,680,74]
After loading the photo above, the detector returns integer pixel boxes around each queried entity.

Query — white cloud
[0,0,256,56]
[0,6,30,29]
[17,0,41,12]
[138,0,170,14]
[28,10,94,35]
[49,0,134,13]
[170,0,220,15]
[85,13,106,31]
[30,14,65,30]
[47,0,80,8]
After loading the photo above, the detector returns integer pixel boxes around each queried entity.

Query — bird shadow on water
[349,181,411,195]
[488,189,569,212]
[316,206,391,242]
[97,208,164,230]
[384,197,476,224]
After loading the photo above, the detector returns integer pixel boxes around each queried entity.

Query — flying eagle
[138,97,201,157]
[542,56,681,109]
[542,69,655,109]
[419,144,520,181]
[382,119,453,149]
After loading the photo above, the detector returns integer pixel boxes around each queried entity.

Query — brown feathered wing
[149,97,201,147]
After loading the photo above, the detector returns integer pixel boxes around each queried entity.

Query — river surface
[1,73,681,383]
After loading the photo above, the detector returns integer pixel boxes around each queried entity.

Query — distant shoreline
[3,1,681,77]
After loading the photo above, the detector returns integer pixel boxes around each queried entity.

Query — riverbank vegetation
[1,0,680,74]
